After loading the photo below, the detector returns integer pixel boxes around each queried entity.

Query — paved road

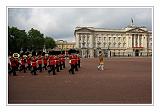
[8,57,152,104]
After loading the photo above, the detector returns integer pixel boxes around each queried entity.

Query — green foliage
[8,26,56,53]
[28,28,45,50]
[44,36,56,49]
[8,26,28,52]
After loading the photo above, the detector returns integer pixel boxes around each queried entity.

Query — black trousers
[38,64,42,72]
[11,66,17,76]
[20,65,26,73]
[60,62,63,70]
[43,64,47,70]
[27,64,31,71]
[48,65,56,75]
[78,60,80,68]
[56,64,60,72]
[62,62,65,68]
[69,64,74,74]
[75,63,78,71]
[31,66,37,75]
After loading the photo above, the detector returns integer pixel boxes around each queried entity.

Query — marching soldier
[77,54,81,68]
[59,54,63,70]
[27,54,32,71]
[8,55,11,73]
[61,54,65,69]
[48,55,56,75]
[19,54,26,73]
[73,54,78,71]
[31,55,37,75]
[43,54,48,70]
[69,55,75,74]
[37,54,43,72]
[55,56,60,72]
[10,56,18,76]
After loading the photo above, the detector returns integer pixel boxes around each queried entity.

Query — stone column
[138,34,139,47]
[76,33,80,48]
[90,34,93,48]
[141,35,143,47]
[133,34,135,47]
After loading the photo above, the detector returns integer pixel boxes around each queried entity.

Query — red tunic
[50,57,56,65]
[27,57,31,64]
[37,56,42,64]
[43,57,48,65]
[11,59,17,67]
[32,57,37,67]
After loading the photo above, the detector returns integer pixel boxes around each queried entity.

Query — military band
[8,50,81,76]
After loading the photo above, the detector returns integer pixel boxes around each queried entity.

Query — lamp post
[43,44,46,53]
[104,42,107,57]
[82,41,85,58]
[97,41,101,56]
[107,44,110,58]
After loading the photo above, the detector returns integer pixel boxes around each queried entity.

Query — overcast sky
[8,8,152,42]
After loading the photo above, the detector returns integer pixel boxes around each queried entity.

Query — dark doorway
[135,50,139,56]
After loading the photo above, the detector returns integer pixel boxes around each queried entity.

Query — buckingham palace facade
[74,24,152,58]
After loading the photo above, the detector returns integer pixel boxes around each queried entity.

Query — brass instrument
[12,53,20,58]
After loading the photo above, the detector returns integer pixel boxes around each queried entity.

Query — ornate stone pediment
[126,28,147,33]
[75,27,94,32]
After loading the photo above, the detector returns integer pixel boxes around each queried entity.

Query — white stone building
[74,24,152,58]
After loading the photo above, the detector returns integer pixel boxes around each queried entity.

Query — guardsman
[69,55,75,74]
[55,56,60,72]
[37,55,43,72]
[10,56,17,76]
[77,54,80,68]
[73,55,78,71]
[48,55,56,75]
[61,54,65,69]
[31,55,37,75]
[8,56,11,73]
[20,55,26,73]
[43,54,48,70]
[27,54,32,71]
[59,54,63,70]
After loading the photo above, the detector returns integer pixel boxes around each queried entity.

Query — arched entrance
[135,49,139,56]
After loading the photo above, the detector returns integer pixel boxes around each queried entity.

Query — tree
[28,28,45,50]
[8,26,57,53]
[44,36,56,49]
[8,26,28,53]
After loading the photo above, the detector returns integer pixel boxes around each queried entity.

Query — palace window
[114,37,116,41]
[118,42,121,47]
[118,37,121,41]
[136,37,138,46]
[99,37,101,41]
[103,42,106,47]
[113,42,116,47]
[123,43,126,47]
[123,37,126,41]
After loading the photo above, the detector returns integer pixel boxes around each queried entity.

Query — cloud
[8,7,152,41]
